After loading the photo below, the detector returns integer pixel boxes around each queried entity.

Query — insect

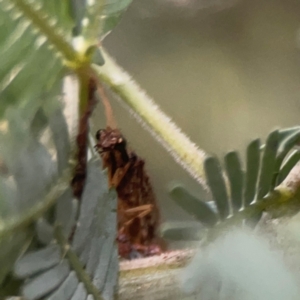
[95,127,162,259]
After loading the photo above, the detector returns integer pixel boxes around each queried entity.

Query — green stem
[0,168,71,240]
[10,0,78,63]
[95,49,208,188]
[54,225,104,300]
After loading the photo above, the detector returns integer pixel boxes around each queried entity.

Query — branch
[94,49,208,188]
[119,249,196,300]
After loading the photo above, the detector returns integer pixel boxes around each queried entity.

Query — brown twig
[71,77,98,199]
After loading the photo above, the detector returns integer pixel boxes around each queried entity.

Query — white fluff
[180,228,300,300]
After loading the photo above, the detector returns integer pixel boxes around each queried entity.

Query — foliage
[14,160,118,300]
[0,0,131,298]
[1,0,300,299]
[163,127,300,241]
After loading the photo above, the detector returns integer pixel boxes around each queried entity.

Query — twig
[94,49,208,189]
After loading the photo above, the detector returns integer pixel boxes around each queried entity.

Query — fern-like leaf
[0,0,76,119]
[13,158,118,300]
[0,104,71,287]
[166,127,300,241]
[0,0,131,296]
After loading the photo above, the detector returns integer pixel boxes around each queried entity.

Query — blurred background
[94,0,300,228]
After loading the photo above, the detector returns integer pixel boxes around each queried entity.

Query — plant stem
[0,168,71,240]
[54,225,104,300]
[94,49,208,188]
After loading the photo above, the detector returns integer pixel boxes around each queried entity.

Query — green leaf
[35,0,75,32]
[277,150,300,185]
[14,159,118,300]
[224,151,244,212]
[36,218,54,245]
[55,189,78,239]
[0,104,72,288]
[244,139,261,206]
[47,271,79,300]
[81,0,133,42]
[23,260,71,300]
[14,245,61,278]
[170,185,218,227]
[0,1,69,119]
[47,106,71,175]
[278,126,300,142]
[272,129,300,187]
[170,128,300,240]
[69,0,87,36]
[204,156,229,220]
[257,130,280,199]
[85,45,105,66]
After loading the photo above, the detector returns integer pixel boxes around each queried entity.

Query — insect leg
[119,204,153,231]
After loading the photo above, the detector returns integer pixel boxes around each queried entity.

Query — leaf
[204,156,229,220]
[277,150,300,185]
[257,130,280,199]
[0,0,79,120]
[100,0,133,38]
[35,218,54,245]
[170,127,300,235]
[273,129,300,186]
[0,111,60,214]
[14,159,118,300]
[0,176,18,218]
[278,126,300,142]
[0,103,72,289]
[69,0,87,36]
[47,271,79,300]
[170,185,218,227]
[224,151,244,212]
[34,0,75,32]
[85,45,105,66]
[81,0,133,41]
[22,260,71,300]
[55,189,78,239]
[47,106,71,175]
[72,160,110,254]
[14,245,61,278]
[244,139,260,206]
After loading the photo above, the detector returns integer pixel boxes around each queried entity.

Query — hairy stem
[10,0,78,63]
[94,49,208,188]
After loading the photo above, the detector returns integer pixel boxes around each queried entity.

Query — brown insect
[95,127,162,259]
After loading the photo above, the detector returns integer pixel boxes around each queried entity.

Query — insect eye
[95,129,104,140]
[118,138,123,143]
